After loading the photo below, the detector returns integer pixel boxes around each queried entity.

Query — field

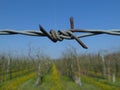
[0,48,120,90]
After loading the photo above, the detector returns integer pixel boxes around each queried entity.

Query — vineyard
[0,48,120,90]
[0,56,37,88]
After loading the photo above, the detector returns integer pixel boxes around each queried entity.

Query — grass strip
[82,76,119,90]
[1,72,35,90]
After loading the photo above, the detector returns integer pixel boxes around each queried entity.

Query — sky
[0,0,120,58]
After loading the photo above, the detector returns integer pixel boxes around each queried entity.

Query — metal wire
[0,17,120,49]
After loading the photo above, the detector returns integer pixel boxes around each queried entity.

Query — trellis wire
[0,17,120,49]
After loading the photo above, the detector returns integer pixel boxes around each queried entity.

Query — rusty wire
[0,17,120,49]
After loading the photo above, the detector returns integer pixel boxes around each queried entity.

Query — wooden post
[102,55,106,79]
[112,73,115,83]
[35,62,41,86]
[6,56,11,80]
[76,55,82,86]
[107,59,111,81]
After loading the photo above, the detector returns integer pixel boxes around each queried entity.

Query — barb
[69,17,88,49]
[0,17,120,49]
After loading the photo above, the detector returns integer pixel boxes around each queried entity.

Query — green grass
[92,76,120,88]
[0,72,36,90]
[18,74,120,90]
[82,76,120,90]
[19,74,102,90]
[1,73,120,90]
[1,66,120,90]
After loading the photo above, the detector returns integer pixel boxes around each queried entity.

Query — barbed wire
[0,17,120,49]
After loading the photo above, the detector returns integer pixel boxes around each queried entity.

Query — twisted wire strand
[1,29,120,36]
[0,28,120,48]
[0,17,120,49]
